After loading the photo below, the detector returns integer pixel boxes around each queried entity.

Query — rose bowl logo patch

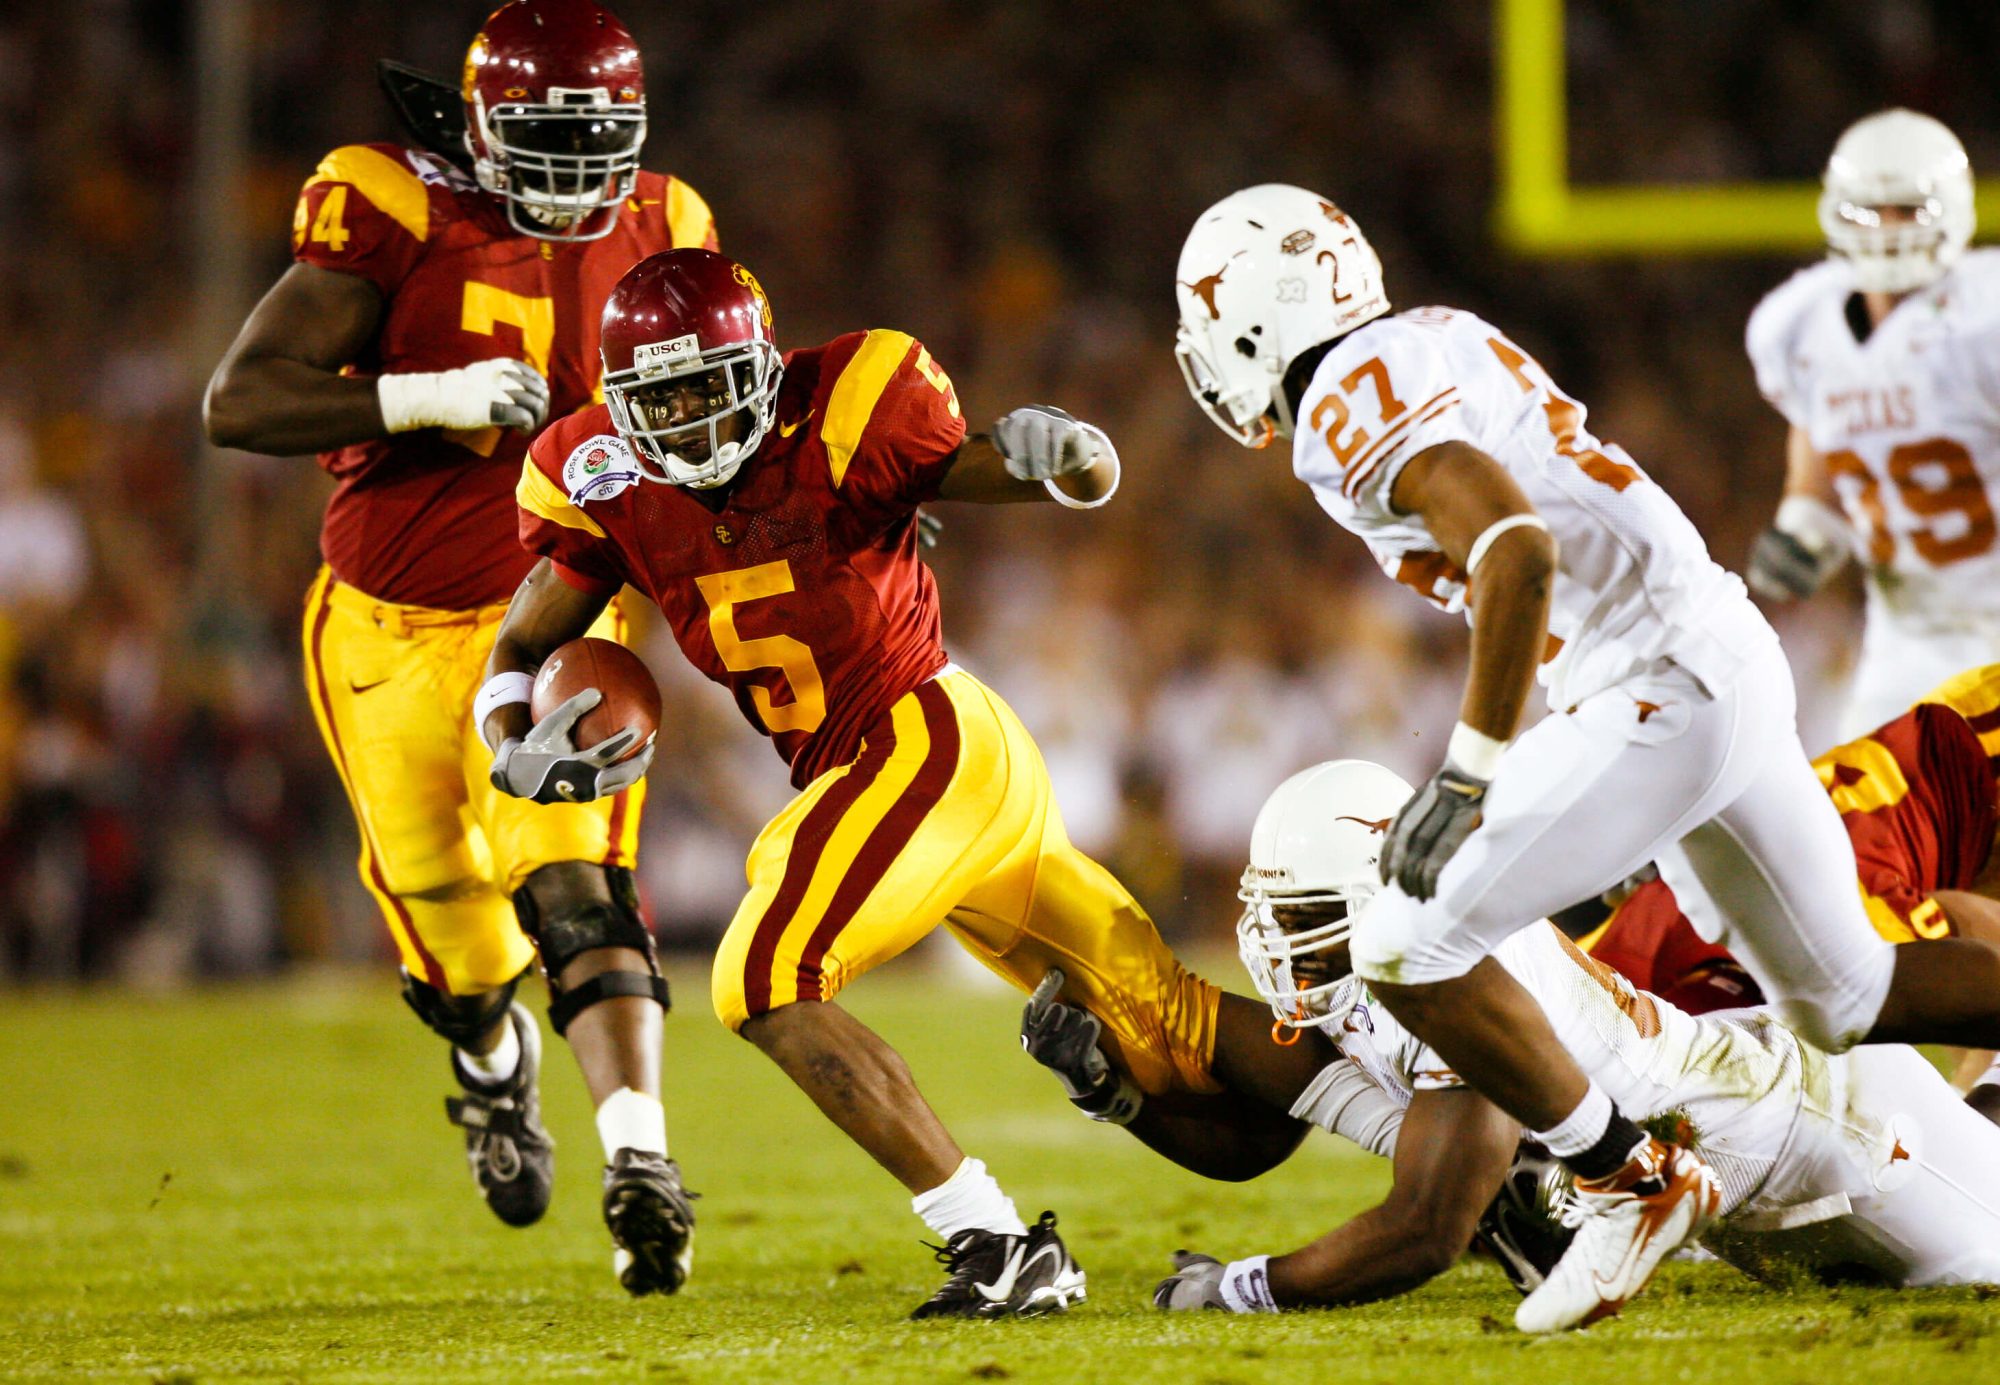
[563,433,643,503]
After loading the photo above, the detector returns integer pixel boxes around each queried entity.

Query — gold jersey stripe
[1922,662,2000,755]
[517,457,608,539]
[665,176,717,248]
[1814,734,1911,816]
[305,145,430,243]
[822,330,916,489]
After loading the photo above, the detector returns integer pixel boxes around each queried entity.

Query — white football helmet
[1819,108,1975,295]
[1237,759,1414,1032]
[1175,184,1392,450]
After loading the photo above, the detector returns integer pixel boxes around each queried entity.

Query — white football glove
[993,404,1115,481]
[378,357,551,434]
[1152,1252,1230,1311]
[489,688,655,805]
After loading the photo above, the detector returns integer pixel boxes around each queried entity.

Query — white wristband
[1045,453,1119,510]
[1774,494,1851,557]
[473,671,535,736]
[1219,1255,1280,1313]
[1447,720,1508,780]
[1465,513,1550,575]
[378,371,454,433]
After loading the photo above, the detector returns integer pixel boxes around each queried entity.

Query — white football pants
[1843,602,2000,741]
[1350,643,1896,1051]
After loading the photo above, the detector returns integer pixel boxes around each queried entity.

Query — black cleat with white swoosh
[909,1211,1086,1320]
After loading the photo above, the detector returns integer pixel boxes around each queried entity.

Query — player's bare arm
[1155,1085,1518,1311]
[204,263,387,454]
[205,261,549,457]
[935,406,1120,506]
[1377,439,1556,900]
[1748,425,1850,601]
[481,558,612,747]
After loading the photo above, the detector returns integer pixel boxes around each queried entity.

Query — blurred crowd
[1,0,1992,980]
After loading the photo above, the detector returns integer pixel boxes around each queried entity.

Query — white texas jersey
[1747,250,2000,623]
[1295,306,1773,710]
[1311,923,1816,1216]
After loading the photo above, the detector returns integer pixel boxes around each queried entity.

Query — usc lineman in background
[481,248,1250,1318]
[1746,110,2000,736]
[203,1,715,1294]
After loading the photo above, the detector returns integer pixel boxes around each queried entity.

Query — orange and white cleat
[1514,1137,1721,1334]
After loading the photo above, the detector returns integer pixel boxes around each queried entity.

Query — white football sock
[1532,1081,1614,1159]
[596,1087,668,1162]
[911,1156,1027,1241]
[457,1015,521,1087]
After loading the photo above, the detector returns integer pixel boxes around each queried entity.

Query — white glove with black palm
[1152,1252,1230,1311]
[489,688,654,805]
[1380,763,1487,901]
[378,357,551,434]
[1020,969,1142,1123]
[992,405,1115,481]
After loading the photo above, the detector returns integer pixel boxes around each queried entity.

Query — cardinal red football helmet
[600,249,783,488]
[461,0,647,241]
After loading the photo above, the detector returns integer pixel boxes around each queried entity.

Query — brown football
[530,637,660,762]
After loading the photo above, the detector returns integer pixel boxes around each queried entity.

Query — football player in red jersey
[480,248,1287,1318]
[203,1,714,1294]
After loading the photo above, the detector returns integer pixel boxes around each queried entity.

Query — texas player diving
[1116,760,2000,1312]
[202,0,714,1295]
[1170,183,2000,1332]
[476,247,1270,1319]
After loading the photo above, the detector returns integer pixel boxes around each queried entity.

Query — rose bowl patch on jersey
[564,432,644,504]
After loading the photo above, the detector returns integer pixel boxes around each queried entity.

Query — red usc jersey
[1591,664,2000,1008]
[517,329,967,786]
[292,142,718,609]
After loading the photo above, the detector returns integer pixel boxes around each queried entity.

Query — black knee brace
[513,865,671,1036]
[400,968,521,1048]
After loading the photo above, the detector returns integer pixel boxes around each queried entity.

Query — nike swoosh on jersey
[973,1243,1027,1303]
[347,676,392,694]
[778,410,815,437]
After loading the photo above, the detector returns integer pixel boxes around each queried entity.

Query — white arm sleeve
[1288,1058,1405,1158]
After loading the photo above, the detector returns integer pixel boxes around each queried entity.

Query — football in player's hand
[531,637,660,761]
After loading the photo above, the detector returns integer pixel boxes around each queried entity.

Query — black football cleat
[602,1149,698,1296]
[909,1211,1086,1320]
[443,1002,554,1228]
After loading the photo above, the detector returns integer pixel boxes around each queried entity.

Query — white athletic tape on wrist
[1045,451,1119,509]
[1447,720,1508,780]
[1464,513,1550,575]
[474,671,535,735]
[1774,494,1851,557]
[1220,1255,1279,1313]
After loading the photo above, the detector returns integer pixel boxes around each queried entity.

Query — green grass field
[3,957,1998,1383]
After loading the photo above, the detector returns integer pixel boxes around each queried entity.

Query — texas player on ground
[1126,761,2000,1312]
[1580,661,2000,1115]
[1745,110,2000,737]
[478,247,1270,1319]
[203,0,714,1294]
[1170,183,2000,1333]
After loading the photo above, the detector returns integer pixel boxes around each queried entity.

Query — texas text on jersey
[293,142,716,609]
[517,329,962,786]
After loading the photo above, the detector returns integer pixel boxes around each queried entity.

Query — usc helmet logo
[732,263,773,330]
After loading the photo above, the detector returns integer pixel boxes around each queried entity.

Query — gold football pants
[711,668,1221,1097]
[301,566,644,995]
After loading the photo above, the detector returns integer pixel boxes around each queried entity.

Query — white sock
[595,1087,668,1162]
[911,1157,1027,1241]
[1975,1055,2000,1091]
[457,1016,521,1087]
[1532,1082,1614,1159]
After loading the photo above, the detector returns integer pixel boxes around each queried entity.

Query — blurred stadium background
[4,0,1999,985]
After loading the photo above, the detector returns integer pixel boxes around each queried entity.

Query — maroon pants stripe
[795,681,964,1002]
[739,719,900,1018]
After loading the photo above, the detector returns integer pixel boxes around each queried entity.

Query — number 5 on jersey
[695,560,827,734]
